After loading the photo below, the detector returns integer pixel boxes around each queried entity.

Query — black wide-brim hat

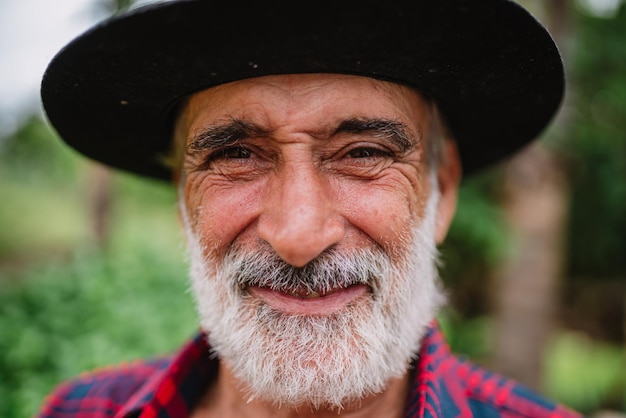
[41,0,565,181]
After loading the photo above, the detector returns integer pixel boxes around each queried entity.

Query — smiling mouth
[246,284,370,315]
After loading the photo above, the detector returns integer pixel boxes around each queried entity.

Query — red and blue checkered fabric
[38,324,583,417]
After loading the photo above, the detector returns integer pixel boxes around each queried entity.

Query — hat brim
[41,0,565,181]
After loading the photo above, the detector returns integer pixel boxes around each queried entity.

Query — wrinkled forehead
[176,74,433,136]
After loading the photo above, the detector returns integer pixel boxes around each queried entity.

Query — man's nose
[257,164,345,267]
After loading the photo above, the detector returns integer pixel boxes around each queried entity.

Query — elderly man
[38,0,581,417]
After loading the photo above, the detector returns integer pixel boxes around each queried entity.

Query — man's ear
[434,139,462,244]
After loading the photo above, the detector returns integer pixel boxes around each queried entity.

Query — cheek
[337,177,428,249]
[184,175,264,258]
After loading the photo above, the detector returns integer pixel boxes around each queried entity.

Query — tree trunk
[491,144,569,389]
[490,0,572,391]
[87,163,112,248]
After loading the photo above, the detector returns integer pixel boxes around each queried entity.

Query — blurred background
[0,0,624,417]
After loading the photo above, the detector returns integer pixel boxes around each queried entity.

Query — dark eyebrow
[187,117,417,155]
[187,119,269,153]
[334,118,416,154]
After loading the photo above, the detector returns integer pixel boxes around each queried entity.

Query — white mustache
[221,243,389,296]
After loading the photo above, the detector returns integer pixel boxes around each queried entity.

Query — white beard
[181,186,445,410]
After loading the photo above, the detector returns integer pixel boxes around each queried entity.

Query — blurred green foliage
[0,117,85,258]
[0,247,196,417]
[565,3,626,279]
[544,331,625,413]
[0,118,196,417]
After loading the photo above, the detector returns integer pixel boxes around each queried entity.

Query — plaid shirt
[38,324,583,418]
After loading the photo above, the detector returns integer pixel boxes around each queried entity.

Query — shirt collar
[407,323,473,418]
[116,330,216,418]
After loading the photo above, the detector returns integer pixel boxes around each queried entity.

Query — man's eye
[215,146,252,159]
[346,148,389,159]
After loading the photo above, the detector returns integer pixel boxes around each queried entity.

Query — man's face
[177,74,460,409]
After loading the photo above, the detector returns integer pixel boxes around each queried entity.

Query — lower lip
[247,284,369,315]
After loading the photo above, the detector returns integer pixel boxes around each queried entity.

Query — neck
[191,361,411,418]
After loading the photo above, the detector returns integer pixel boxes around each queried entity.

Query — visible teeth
[281,286,352,298]
[289,291,322,298]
